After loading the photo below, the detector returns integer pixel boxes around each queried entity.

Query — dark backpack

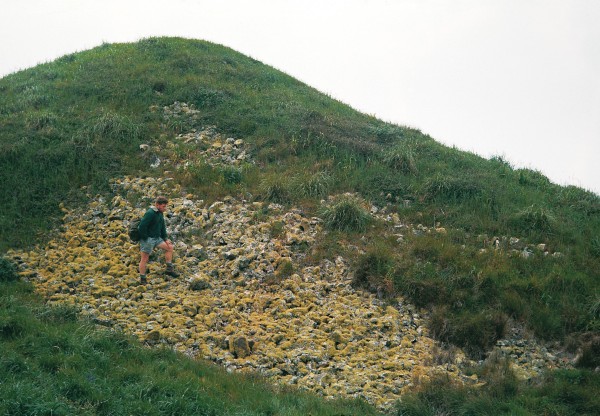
[128,218,142,242]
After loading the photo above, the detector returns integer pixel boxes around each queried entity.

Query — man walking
[138,196,179,284]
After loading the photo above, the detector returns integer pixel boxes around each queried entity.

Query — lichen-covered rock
[229,336,252,358]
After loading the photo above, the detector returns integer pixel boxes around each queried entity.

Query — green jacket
[138,207,167,241]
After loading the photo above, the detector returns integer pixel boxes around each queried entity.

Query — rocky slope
[8,106,575,411]
[11,176,447,410]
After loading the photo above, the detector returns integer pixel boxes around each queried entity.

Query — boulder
[229,336,252,358]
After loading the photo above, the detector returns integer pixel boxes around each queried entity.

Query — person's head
[154,196,169,212]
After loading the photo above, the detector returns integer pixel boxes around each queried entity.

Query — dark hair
[155,196,169,204]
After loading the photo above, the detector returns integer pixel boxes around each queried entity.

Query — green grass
[319,195,372,232]
[1,36,599,412]
[396,361,600,416]
[386,229,597,357]
[0,277,380,416]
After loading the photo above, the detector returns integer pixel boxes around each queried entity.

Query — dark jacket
[138,207,167,241]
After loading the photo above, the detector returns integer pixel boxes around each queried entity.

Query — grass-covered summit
[1,37,599,414]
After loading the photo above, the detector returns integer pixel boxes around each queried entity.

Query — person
[138,196,179,284]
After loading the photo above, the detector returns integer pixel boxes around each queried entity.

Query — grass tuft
[0,257,18,282]
[296,171,333,198]
[424,174,482,202]
[509,204,555,235]
[259,176,293,204]
[353,244,396,295]
[382,143,418,175]
[319,195,372,232]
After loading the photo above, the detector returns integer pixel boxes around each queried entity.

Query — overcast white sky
[2,0,599,194]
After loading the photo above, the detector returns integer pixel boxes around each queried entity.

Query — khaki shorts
[140,237,165,254]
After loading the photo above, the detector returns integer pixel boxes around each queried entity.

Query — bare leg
[156,240,174,263]
[139,252,150,275]
[157,241,178,277]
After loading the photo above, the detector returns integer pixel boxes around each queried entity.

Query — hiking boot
[165,267,179,278]
[140,276,148,285]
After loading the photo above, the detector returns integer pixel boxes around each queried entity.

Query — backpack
[128,218,142,242]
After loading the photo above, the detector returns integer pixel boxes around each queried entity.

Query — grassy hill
[1,37,599,414]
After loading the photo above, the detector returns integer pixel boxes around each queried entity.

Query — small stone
[189,278,211,291]
[146,330,161,342]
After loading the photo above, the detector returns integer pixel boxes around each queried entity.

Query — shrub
[269,221,285,238]
[151,80,166,93]
[400,278,444,309]
[0,257,18,282]
[180,161,219,189]
[275,260,294,279]
[363,174,413,201]
[394,260,445,308]
[319,195,372,232]
[188,87,226,108]
[189,279,211,291]
[501,289,527,319]
[489,155,513,169]
[530,304,563,339]
[0,316,26,340]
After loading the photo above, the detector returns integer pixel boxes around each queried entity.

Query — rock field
[11,176,451,410]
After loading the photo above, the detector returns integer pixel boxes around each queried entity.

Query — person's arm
[160,215,168,241]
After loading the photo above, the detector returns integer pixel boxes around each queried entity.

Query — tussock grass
[320,195,372,232]
[354,229,596,357]
[382,143,418,175]
[396,365,600,416]
[259,175,293,204]
[353,243,396,295]
[509,204,556,235]
[0,256,18,282]
[424,174,483,202]
[220,165,243,184]
[296,170,333,199]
